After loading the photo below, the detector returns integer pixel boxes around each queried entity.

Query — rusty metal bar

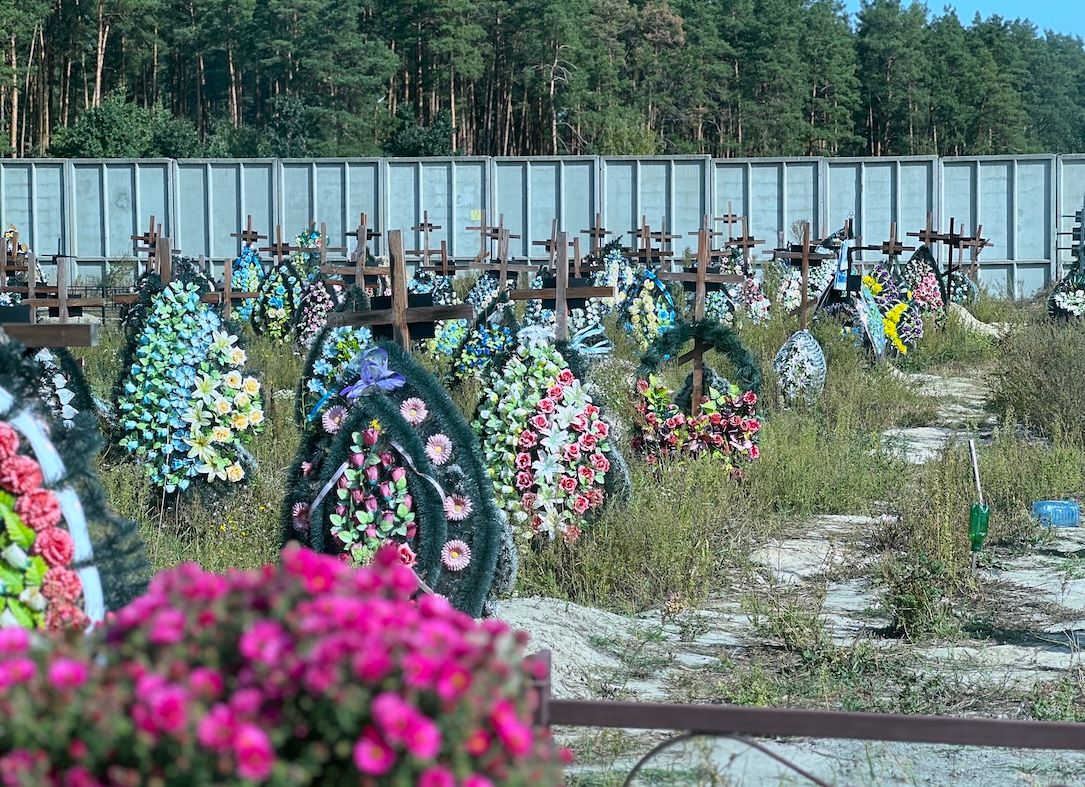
[528,651,1085,752]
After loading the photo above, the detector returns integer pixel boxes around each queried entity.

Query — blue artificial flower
[340,347,405,398]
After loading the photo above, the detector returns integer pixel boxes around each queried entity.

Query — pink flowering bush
[632,375,762,479]
[0,546,567,785]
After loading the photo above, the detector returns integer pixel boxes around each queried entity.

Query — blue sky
[842,1,1084,39]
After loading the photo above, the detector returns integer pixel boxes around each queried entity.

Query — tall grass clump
[990,322,1085,442]
[882,432,1085,638]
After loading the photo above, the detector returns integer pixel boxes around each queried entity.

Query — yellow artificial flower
[248,409,264,426]
[242,377,260,395]
[862,275,883,295]
[224,371,243,389]
[213,398,232,416]
[211,425,233,443]
[235,392,252,409]
[370,419,381,430]
[230,348,247,365]
[232,412,250,431]
[225,463,245,483]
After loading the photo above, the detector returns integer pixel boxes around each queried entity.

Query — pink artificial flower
[282,546,342,594]
[402,715,442,758]
[589,453,610,473]
[578,432,598,450]
[572,495,590,514]
[529,414,549,431]
[576,466,595,486]
[400,397,429,425]
[742,390,758,406]
[41,567,82,604]
[397,543,417,567]
[321,405,347,434]
[14,489,61,531]
[558,476,577,494]
[546,385,564,400]
[354,726,396,776]
[569,414,588,433]
[425,434,453,466]
[0,454,42,495]
[557,369,574,385]
[353,648,392,683]
[518,430,538,449]
[233,723,274,781]
[443,496,473,521]
[418,767,456,787]
[33,527,74,568]
[47,658,87,690]
[514,470,534,491]
[593,420,609,438]
[514,452,532,470]
[521,492,537,510]
[239,620,288,665]
[436,664,472,701]
[362,427,381,447]
[148,685,188,734]
[291,502,310,531]
[148,608,186,645]
[464,776,495,787]
[0,423,19,459]
[0,627,28,655]
[636,379,650,394]
[0,658,35,689]
[189,667,224,700]
[750,444,761,460]
[536,397,556,414]
[440,540,471,571]
[562,443,580,461]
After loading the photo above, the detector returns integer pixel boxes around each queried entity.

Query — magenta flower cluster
[0,546,568,785]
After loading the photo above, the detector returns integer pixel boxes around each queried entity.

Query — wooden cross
[112,236,182,306]
[631,217,673,267]
[1057,196,1085,274]
[322,219,390,294]
[470,227,539,291]
[325,230,475,352]
[655,229,745,416]
[857,221,914,266]
[581,212,613,253]
[467,211,520,267]
[532,220,562,267]
[231,214,267,247]
[728,217,764,271]
[962,224,992,276]
[1,252,96,347]
[715,202,743,249]
[262,225,296,266]
[772,223,835,331]
[507,231,616,341]
[409,211,466,277]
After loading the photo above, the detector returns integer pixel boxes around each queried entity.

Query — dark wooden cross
[729,216,764,271]
[962,224,992,277]
[112,235,182,306]
[410,211,466,277]
[715,202,743,251]
[772,223,835,331]
[857,221,914,267]
[581,212,613,253]
[321,216,389,295]
[262,225,295,266]
[631,217,673,268]
[507,231,616,341]
[655,228,745,416]
[533,220,562,268]
[231,214,267,247]
[470,226,539,292]
[311,221,347,269]
[1056,196,1085,275]
[325,230,475,352]
[221,216,268,320]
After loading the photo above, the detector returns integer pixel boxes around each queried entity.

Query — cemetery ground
[74,285,1084,786]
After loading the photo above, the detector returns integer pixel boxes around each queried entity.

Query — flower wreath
[296,324,374,424]
[294,278,346,354]
[637,318,762,402]
[251,258,304,343]
[409,272,470,358]
[113,279,265,495]
[473,327,627,547]
[1048,263,1085,320]
[230,242,265,322]
[284,343,515,617]
[620,268,678,350]
[0,342,148,630]
[774,329,827,404]
[863,264,923,354]
[33,348,97,429]
[452,299,519,382]
[593,239,637,305]
[522,271,611,355]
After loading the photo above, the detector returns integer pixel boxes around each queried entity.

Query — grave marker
[772,223,835,331]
